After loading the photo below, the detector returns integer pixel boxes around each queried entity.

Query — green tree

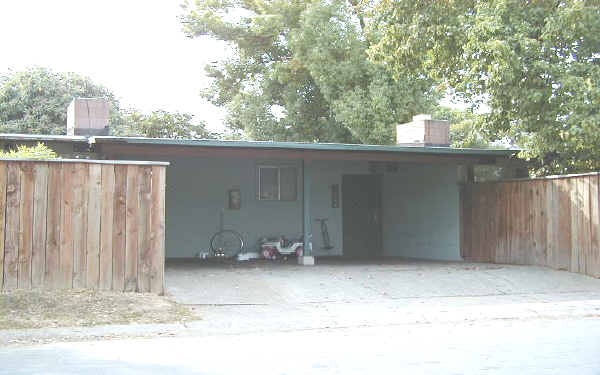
[0,67,216,140]
[432,107,490,149]
[116,109,216,139]
[369,0,600,174]
[0,67,119,135]
[0,142,58,159]
[181,0,438,144]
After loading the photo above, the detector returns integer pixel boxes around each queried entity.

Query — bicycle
[210,229,244,258]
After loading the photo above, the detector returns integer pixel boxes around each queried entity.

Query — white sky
[0,1,474,135]
[0,0,228,131]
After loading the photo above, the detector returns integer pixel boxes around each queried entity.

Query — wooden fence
[0,159,167,293]
[461,172,600,278]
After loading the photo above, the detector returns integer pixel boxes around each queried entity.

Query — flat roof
[0,134,88,143]
[0,157,169,166]
[0,133,519,157]
[91,136,519,157]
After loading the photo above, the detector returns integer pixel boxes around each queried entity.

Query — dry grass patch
[0,289,198,330]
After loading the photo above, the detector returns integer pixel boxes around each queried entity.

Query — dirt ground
[0,289,198,330]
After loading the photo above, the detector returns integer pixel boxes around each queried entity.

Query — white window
[258,165,297,201]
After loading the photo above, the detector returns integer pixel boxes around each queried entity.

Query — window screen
[259,167,279,200]
[258,165,297,201]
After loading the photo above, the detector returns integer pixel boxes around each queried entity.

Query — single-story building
[0,99,524,264]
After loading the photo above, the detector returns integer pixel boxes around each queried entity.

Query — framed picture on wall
[229,188,241,210]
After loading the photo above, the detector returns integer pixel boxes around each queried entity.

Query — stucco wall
[111,153,461,260]
[382,163,461,261]
[309,160,370,256]
[164,157,370,257]
[164,157,303,257]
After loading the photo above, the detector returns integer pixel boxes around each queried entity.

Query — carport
[91,136,518,263]
[0,111,521,265]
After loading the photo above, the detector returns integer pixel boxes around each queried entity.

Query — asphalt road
[1,317,599,375]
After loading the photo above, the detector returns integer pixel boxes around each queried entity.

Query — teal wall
[382,163,461,261]
[164,157,370,257]
[164,156,303,257]
[309,160,370,256]
[112,153,461,260]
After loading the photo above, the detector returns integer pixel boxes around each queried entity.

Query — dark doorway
[342,174,383,257]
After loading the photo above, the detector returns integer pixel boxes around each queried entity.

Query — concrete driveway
[165,258,600,335]
[2,258,599,374]
[166,257,600,305]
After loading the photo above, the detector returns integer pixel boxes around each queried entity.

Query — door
[342,174,383,257]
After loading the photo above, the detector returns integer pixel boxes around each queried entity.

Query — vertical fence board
[59,164,75,289]
[546,180,559,268]
[507,182,516,263]
[71,163,88,288]
[45,164,62,289]
[4,163,20,289]
[138,166,152,293]
[18,163,34,289]
[125,166,139,292]
[495,184,504,262]
[484,185,492,261]
[112,165,127,292]
[0,163,6,291]
[31,163,48,288]
[557,178,572,270]
[580,176,592,276]
[486,184,497,262]
[462,173,600,279]
[502,183,512,264]
[1,160,166,293]
[587,176,600,277]
[86,164,102,289]
[99,165,115,290]
[534,181,547,266]
[493,184,504,263]
[472,186,483,261]
[569,178,581,273]
[513,182,523,264]
[150,166,166,294]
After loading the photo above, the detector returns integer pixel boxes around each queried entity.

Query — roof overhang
[0,134,520,165]
[92,137,519,165]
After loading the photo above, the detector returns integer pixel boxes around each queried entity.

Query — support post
[299,158,315,265]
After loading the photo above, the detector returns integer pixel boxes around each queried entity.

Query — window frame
[257,164,297,201]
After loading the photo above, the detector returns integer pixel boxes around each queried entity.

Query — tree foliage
[115,109,215,139]
[369,0,600,174]
[0,67,213,140]
[0,67,118,135]
[181,0,438,144]
[0,142,58,159]
[432,107,490,149]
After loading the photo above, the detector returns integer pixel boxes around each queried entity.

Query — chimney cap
[412,114,432,121]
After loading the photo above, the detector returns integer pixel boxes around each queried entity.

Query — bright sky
[0,0,228,131]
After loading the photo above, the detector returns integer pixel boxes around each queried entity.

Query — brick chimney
[396,114,450,147]
[67,98,110,136]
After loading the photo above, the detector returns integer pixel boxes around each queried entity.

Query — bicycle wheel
[210,230,244,258]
